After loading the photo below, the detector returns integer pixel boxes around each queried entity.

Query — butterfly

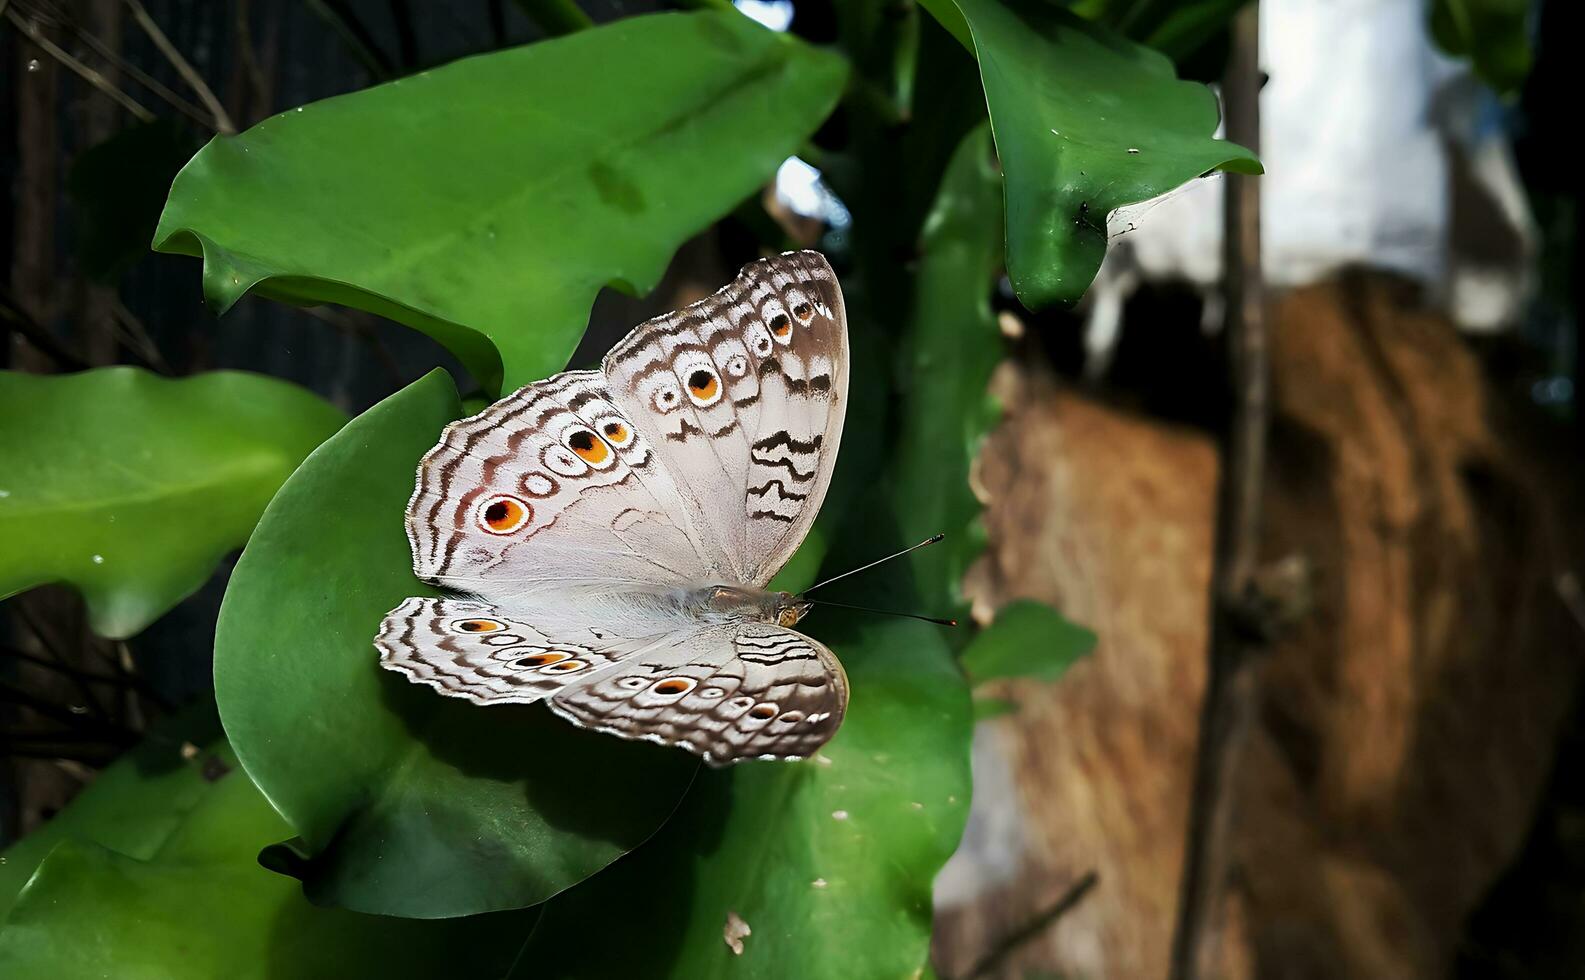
[375,250,850,765]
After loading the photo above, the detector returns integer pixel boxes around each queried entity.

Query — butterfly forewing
[602,250,848,586]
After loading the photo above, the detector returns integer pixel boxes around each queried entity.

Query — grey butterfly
[375,250,849,765]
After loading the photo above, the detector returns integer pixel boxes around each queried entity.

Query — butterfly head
[776,595,813,628]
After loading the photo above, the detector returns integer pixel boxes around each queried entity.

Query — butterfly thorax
[689,585,810,629]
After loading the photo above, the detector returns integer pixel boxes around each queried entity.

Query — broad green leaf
[0,735,530,979]
[0,368,345,638]
[213,370,694,917]
[960,600,1096,685]
[1429,0,1532,94]
[919,0,1261,308]
[892,123,1004,614]
[519,617,972,979]
[0,703,228,919]
[153,11,846,394]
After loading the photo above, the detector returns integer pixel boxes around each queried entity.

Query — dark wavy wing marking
[548,622,848,765]
[601,250,849,587]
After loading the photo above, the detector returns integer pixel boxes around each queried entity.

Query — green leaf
[518,617,972,979]
[0,731,530,979]
[0,703,228,919]
[0,368,345,638]
[960,600,1096,685]
[1429,0,1532,95]
[892,123,1004,613]
[920,0,1261,308]
[213,370,695,917]
[153,11,847,394]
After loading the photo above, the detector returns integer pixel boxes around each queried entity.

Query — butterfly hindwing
[548,623,848,765]
[375,598,634,704]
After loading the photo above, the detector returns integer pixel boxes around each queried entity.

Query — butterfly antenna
[802,533,946,595]
[805,598,957,627]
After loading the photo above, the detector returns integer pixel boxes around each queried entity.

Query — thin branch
[2,742,126,763]
[959,872,1099,980]
[1168,5,1267,980]
[10,601,111,721]
[111,298,175,374]
[231,0,269,124]
[4,8,154,122]
[2,643,129,685]
[299,304,405,389]
[0,679,135,742]
[121,0,235,134]
[303,0,392,78]
[386,0,417,68]
[0,288,89,371]
[3,727,127,743]
[67,17,214,128]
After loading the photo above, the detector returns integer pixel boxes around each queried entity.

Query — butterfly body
[377,251,850,765]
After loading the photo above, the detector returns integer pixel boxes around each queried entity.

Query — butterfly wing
[548,622,848,765]
[377,601,848,764]
[602,250,848,587]
[405,369,731,600]
[375,597,658,703]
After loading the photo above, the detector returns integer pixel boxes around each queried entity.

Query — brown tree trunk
[933,275,1584,979]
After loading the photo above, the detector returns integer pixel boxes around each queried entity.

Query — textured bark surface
[934,364,1219,980]
[933,276,1583,979]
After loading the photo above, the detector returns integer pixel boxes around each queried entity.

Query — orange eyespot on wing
[600,419,632,447]
[749,703,778,720]
[792,301,813,321]
[514,651,570,669]
[453,618,506,633]
[542,659,588,673]
[652,678,697,696]
[477,495,531,535]
[769,313,791,337]
[686,368,719,403]
[566,428,610,465]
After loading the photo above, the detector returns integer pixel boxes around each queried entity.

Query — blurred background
[2,0,1581,977]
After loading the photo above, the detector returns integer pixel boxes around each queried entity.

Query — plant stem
[959,871,1099,979]
[1168,4,1267,979]
[303,0,393,78]
[0,679,135,743]
[122,0,237,133]
[2,644,125,685]
[4,8,154,122]
[64,17,214,128]
[0,288,89,371]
